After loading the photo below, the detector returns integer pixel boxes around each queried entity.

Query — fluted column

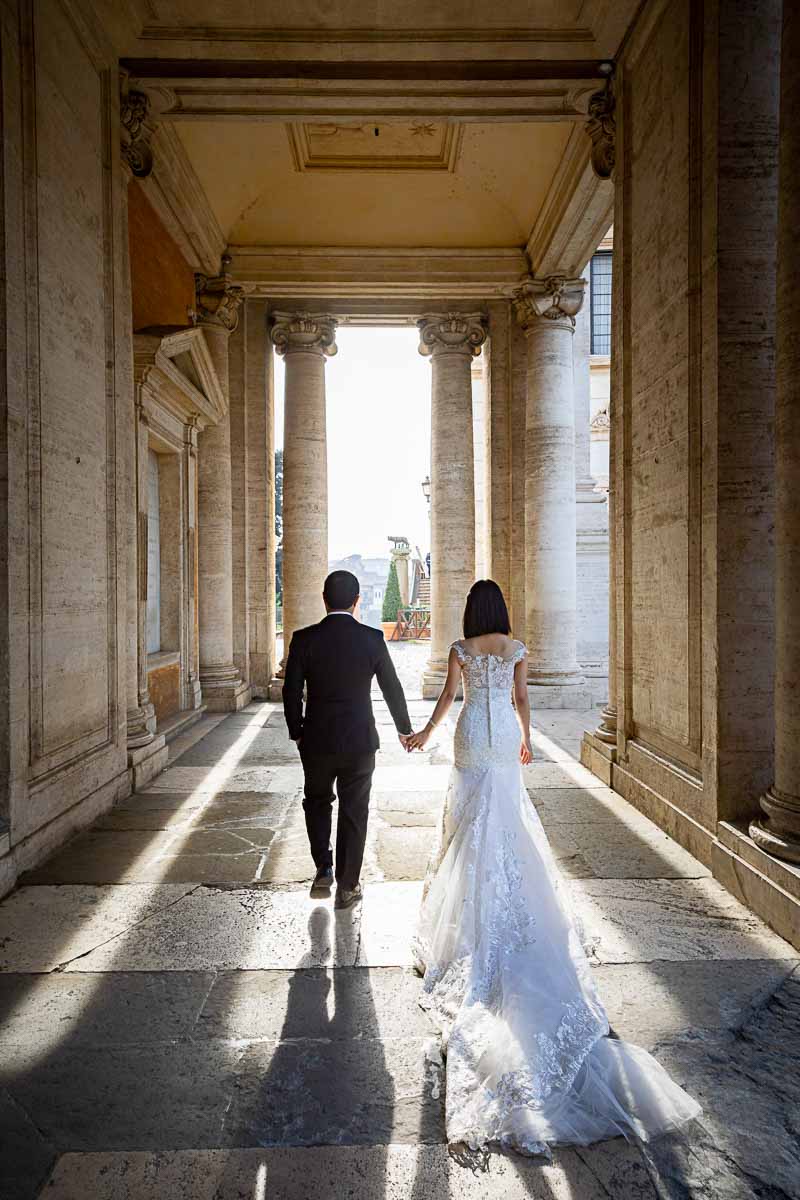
[195,269,251,712]
[750,4,800,863]
[514,277,586,697]
[418,313,487,698]
[270,313,337,678]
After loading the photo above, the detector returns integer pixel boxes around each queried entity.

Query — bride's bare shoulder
[462,633,518,657]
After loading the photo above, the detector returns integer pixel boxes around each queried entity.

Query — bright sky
[274,326,432,561]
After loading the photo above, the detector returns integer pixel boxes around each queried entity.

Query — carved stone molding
[270,312,338,357]
[195,268,245,333]
[120,74,156,179]
[586,82,616,180]
[417,312,487,358]
[513,276,586,333]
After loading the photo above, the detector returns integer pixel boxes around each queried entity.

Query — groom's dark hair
[324,570,360,611]
[463,579,511,639]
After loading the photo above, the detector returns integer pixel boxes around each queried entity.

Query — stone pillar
[195,269,251,712]
[393,542,411,607]
[269,312,337,688]
[418,313,487,698]
[486,301,512,603]
[471,356,489,579]
[750,4,800,863]
[246,301,276,696]
[514,277,588,706]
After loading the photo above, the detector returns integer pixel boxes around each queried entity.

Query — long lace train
[413,758,702,1156]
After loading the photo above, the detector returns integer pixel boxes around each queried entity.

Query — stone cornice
[513,276,586,332]
[417,313,487,358]
[226,246,528,299]
[525,123,613,278]
[586,81,615,179]
[195,269,245,332]
[120,74,156,178]
[135,121,226,275]
[270,312,338,357]
[133,326,227,429]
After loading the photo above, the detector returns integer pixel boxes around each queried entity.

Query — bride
[406,579,701,1157]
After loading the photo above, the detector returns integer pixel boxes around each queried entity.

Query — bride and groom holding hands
[283,568,700,1157]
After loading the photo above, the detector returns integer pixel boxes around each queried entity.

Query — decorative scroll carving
[513,276,585,332]
[270,312,338,357]
[120,76,156,178]
[195,264,245,333]
[417,312,487,358]
[586,82,616,180]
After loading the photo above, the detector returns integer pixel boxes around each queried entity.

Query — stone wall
[0,0,132,894]
[128,182,196,332]
[610,0,779,865]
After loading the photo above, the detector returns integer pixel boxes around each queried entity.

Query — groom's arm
[375,640,413,736]
[283,632,306,742]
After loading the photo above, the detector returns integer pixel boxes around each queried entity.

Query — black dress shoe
[334,882,363,910]
[310,866,334,898]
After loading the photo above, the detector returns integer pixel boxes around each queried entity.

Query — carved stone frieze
[270,312,338,357]
[417,312,487,358]
[513,276,586,332]
[195,266,245,333]
[120,75,156,179]
[586,83,616,180]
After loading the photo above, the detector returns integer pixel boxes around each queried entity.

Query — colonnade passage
[0,645,797,1197]
[269,293,595,707]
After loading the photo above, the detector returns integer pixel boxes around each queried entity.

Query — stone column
[418,313,487,698]
[392,541,411,607]
[750,4,800,863]
[514,277,587,704]
[486,301,512,602]
[195,269,251,712]
[269,312,337,684]
[471,356,489,579]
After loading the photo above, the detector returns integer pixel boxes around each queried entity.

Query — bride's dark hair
[462,579,511,639]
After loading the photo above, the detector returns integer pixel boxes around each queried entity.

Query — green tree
[382,559,402,623]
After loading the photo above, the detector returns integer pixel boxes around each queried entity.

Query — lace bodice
[452,639,526,694]
[451,640,526,770]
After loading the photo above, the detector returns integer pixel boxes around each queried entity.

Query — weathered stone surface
[0,1088,57,1200]
[196,967,434,1043]
[357,882,424,967]
[0,885,196,973]
[571,878,798,964]
[40,1145,618,1200]
[376,826,435,879]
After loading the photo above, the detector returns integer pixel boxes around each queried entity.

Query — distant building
[328,553,391,629]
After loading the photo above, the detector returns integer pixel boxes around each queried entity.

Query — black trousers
[299,750,376,888]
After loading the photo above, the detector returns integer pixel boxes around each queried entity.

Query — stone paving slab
[0,884,197,973]
[591,960,800,1048]
[543,821,711,880]
[1,1088,56,1200]
[175,729,299,767]
[96,792,294,831]
[0,971,215,1050]
[196,967,435,1043]
[143,764,280,794]
[375,789,441,826]
[37,1145,646,1200]
[523,761,603,789]
[357,882,424,967]
[65,888,363,972]
[376,826,435,879]
[571,878,798,964]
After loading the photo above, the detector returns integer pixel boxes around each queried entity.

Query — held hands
[405,724,433,752]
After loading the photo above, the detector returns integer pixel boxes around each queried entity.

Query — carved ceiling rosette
[513,276,586,333]
[586,83,616,180]
[195,268,245,333]
[270,312,338,357]
[417,313,487,358]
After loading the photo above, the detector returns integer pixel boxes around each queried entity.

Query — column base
[580,727,617,785]
[128,734,168,791]
[268,674,285,701]
[749,788,800,865]
[126,701,158,749]
[200,666,252,713]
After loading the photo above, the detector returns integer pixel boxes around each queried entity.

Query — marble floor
[1,649,799,1199]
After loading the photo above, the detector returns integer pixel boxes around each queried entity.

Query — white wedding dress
[413,639,701,1156]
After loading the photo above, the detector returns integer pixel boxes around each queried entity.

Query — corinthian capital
[417,313,487,358]
[513,277,586,333]
[586,83,616,180]
[270,312,338,357]
[120,74,156,179]
[195,269,245,333]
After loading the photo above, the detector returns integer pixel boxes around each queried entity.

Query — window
[590,251,612,355]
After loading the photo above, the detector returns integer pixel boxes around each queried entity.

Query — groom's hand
[398,733,412,752]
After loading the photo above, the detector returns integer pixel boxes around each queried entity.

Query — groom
[283,570,413,909]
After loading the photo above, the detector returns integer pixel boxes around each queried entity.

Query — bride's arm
[406,646,461,750]
[513,654,533,765]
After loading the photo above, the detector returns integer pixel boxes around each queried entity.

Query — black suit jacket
[283,614,413,755]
